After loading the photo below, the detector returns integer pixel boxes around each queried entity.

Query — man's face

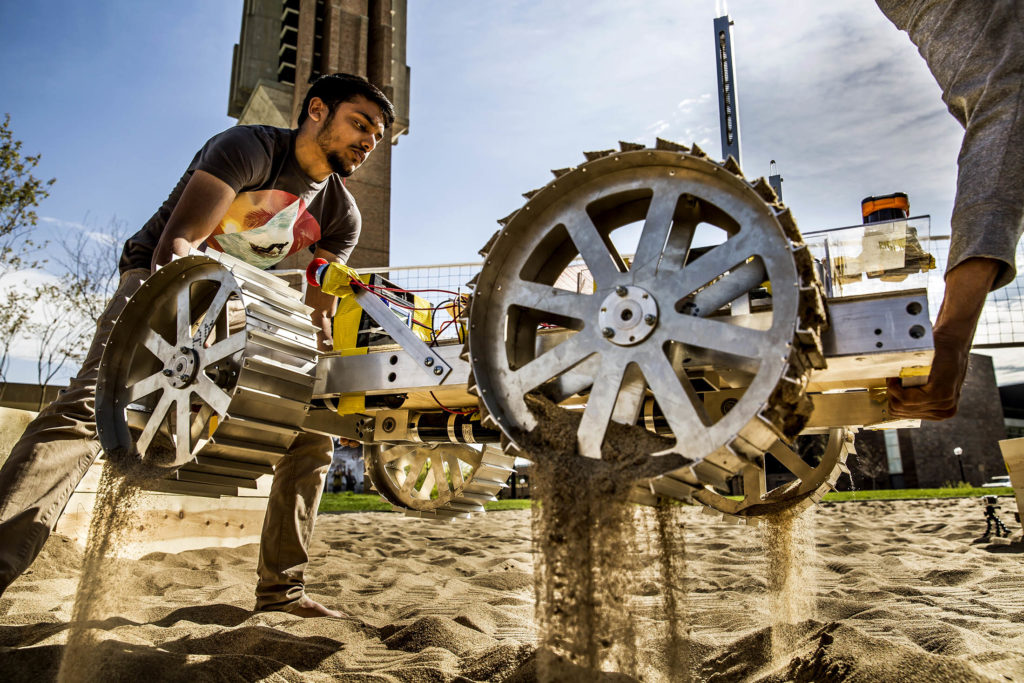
[314,95,386,177]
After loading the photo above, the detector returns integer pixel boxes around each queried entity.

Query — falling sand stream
[519,397,693,682]
[761,507,818,670]
[57,464,146,683]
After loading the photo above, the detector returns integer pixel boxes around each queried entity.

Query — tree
[0,114,55,382]
[851,438,890,490]
[28,217,127,387]
[0,114,54,271]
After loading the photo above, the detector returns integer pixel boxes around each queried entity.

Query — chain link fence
[350,219,1024,347]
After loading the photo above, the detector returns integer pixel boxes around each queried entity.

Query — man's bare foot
[266,596,344,618]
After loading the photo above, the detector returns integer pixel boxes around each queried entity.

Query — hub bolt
[602,327,615,338]
[615,285,628,297]
[162,369,174,377]
[644,314,656,325]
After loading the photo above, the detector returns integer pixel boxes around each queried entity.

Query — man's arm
[304,248,361,448]
[887,257,1000,419]
[151,170,237,270]
[306,247,343,353]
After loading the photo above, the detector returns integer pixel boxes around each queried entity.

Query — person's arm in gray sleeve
[877,0,1024,419]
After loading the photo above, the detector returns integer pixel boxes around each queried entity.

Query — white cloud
[0,268,62,360]
[39,216,89,232]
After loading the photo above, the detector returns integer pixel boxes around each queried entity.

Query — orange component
[861,195,909,218]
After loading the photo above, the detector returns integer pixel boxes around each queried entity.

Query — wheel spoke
[631,185,681,278]
[192,282,233,345]
[175,395,192,462]
[189,403,214,446]
[176,286,192,345]
[136,392,173,456]
[660,315,767,362]
[577,359,623,459]
[510,331,597,395]
[400,456,428,495]
[505,280,589,322]
[659,218,699,272]
[140,327,174,363]
[657,232,753,299]
[768,440,814,481]
[382,445,414,464]
[741,463,766,500]
[127,371,165,403]
[430,452,450,497]
[194,374,233,415]
[563,212,625,285]
[690,258,767,316]
[201,331,247,366]
[641,353,714,456]
[612,363,647,425]
[443,452,465,490]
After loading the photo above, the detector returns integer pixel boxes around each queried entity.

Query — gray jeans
[876,0,1024,289]
[0,268,333,610]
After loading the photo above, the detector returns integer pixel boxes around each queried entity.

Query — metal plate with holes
[314,343,467,397]
[821,290,932,356]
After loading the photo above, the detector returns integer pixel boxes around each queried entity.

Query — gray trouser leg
[0,269,149,594]
[254,431,334,610]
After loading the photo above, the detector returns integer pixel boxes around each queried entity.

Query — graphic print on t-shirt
[206,189,321,269]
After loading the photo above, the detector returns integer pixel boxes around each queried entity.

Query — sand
[0,497,1022,681]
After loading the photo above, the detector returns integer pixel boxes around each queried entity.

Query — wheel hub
[598,285,658,346]
[165,346,199,389]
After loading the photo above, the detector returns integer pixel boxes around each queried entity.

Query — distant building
[1001,383,1024,440]
[228,0,410,269]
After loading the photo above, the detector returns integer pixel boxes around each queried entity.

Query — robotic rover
[94,141,935,523]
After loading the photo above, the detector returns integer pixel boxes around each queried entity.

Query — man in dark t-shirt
[0,73,394,618]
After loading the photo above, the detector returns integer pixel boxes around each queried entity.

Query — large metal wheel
[466,142,826,477]
[366,442,516,519]
[691,428,855,521]
[96,253,320,494]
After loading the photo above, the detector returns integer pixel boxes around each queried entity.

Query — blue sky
[1,0,1021,384]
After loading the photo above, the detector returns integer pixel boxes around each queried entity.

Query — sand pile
[0,496,1021,680]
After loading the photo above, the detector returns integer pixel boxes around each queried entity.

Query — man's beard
[326,150,354,177]
[316,123,354,177]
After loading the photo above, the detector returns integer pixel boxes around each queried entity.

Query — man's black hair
[298,73,396,128]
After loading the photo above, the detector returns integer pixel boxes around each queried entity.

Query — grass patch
[319,492,393,512]
[318,492,534,513]
[821,487,1015,502]
[484,498,534,511]
[319,487,1016,513]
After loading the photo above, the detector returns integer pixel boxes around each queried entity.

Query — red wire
[357,280,465,298]
[350,280,461,313]
[430,391,478,415]
[338,277,474,415]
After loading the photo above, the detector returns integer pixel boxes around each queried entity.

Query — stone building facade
[227,0,410,269]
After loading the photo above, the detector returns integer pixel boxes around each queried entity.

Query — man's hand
[887,258,1000,420]
[887,329,970,419]
[305,248,342,352]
